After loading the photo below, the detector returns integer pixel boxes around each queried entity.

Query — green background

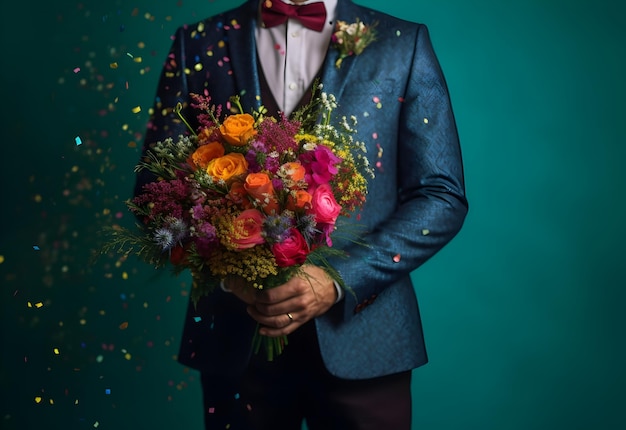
[1,0,624,429]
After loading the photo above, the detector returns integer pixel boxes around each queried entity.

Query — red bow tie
[261,1,327,32]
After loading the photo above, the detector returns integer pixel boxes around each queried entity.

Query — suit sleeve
[330,24,468,312]
[133,26,192,199]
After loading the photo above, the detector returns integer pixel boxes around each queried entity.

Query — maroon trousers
[201,321,412,430]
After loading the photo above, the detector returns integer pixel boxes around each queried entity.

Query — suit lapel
[224,0,263,111]
[317,0,362,102]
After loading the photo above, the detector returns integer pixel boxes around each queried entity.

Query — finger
[248,306,308,337]
[258,313,301,337]
[255,284,299,304]
[259,322,300,337]
[247,306,296,328]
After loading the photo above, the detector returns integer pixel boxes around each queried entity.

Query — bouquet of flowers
[102,84,373,359]
[331,19,378,68]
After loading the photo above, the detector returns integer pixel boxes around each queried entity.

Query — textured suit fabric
[135,0,468,380]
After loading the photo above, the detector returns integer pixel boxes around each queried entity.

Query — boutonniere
[331,19,378,68]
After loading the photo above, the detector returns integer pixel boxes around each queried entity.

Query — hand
[247,265,337,337]
[222,275,257,305]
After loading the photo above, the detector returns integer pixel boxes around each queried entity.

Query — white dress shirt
[256,0,338,116]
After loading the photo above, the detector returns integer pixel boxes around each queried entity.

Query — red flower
[169,245,186,265]
[272,228,310,267]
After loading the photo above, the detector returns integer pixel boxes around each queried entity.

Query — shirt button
[291,31,300,38]
[288,82,297,90]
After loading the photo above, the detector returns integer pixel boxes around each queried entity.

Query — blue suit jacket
[136,0,468,380]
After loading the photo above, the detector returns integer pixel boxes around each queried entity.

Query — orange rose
[244,172,279,215]
[189,141,225,169]
[219,114,257,146]
[287,189,312,211]
[227,180,253,208]
[207,153,249,182]
[280,161,306,183]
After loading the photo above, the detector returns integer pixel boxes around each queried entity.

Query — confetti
[422,229,430,235]
[393,254,401,263]
[119,321,129,330]
[75,136,82,146]
[193,316,202,323]
[105,388,111,395]
[73,67,81,73]
[132,106,141,113]
[53,348,60,355]
[33,245,40,251]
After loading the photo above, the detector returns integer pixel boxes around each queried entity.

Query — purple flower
[133,179,189,221]
[262,213,294,243]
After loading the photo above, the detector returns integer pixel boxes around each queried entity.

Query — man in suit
[135,0,467,428]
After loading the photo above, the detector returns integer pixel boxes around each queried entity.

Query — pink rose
[230,209,266,250]
[272,228,309,267]
[308,183,342,225]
